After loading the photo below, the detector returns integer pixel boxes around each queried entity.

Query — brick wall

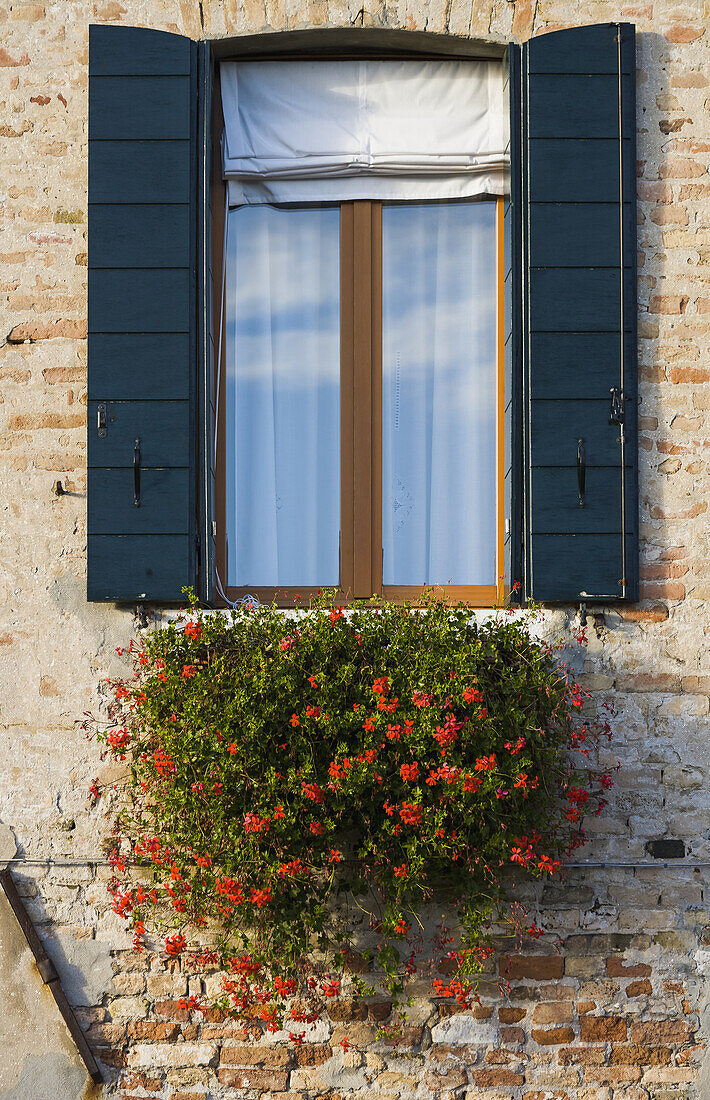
[1,1,709,1097]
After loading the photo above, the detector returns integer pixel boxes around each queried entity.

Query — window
[213,58,507,606]
[87,23,638,607]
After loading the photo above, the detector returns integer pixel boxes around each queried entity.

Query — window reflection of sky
[224,205,340,587]
[224,200,496,591]
[382,201,496,586]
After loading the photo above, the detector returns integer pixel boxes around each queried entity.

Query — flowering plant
[95,593,610,1032]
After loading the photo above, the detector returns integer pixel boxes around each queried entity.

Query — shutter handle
[610,387,626,424]
[577,438,586,508]
[97,403,107,438]
[133,438,141,508]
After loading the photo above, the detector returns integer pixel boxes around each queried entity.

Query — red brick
[6,319,87,343]
[380,1026,423,1047]
[659,159,706,179]
[499,1007,526,1024]
[682,676,710,694]
[650,205,688,225]
[531,1027,575,1046]
[512,0,535,38]
[617,606,669,623]
[220,1045,292,1066]
[669,366,710,383]
[650,501,707,519]
[119,1073,163,1091]
[43,365,85,383]
[127,1021,181,1041]
[610,1044,671,1065]
[87,1022,126,1044]
[655,441,688,456]
[580,1016,627,1042]
[626,979,652,997]
[640,582,686,601]
[640,563,688,580]
[664,24,705,43]
[8,412,84,431]
[295,1044,331,1066]
[586,1066,642,1084]
[198,1005,230,1023]
[425,1065,468,1091]
[95,1047,128,1068]
[522,1093,571,1100]
[629,1020,695,1044]
[606,958,652,979]
[649,294,689,313]
[532,1003,574,1025]
[0,47,30,65]
[328,999,368,1022]
[218,1069,290,1090]
[500,1027,525,1043]
[201,1025,257,1041]
[677,1045,704,1064]
[154,999,190,1022]
[342,950,371,973]
[615,673,680,693]
[558,1047,606,1065]
[368,1001,392,1021]
[472,1069,525,1087]
[500,955,564,980]
[638,182,672,203]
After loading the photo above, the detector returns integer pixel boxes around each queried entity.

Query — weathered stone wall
[1,0,709,1097]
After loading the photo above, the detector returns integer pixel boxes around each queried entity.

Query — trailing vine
[90,592,611,1037]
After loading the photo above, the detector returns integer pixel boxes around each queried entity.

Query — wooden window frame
[211,54,506,610]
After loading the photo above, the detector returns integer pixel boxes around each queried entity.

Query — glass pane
[382,201,496,587]
[224,205,340,587]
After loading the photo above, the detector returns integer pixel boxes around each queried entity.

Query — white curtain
[224,204,340,587]
[382,202,496,586]
[221,59,508,204]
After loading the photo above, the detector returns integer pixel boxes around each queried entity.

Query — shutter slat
[89,141,191,204]
[527,23,630,73]
[530,140,626,202]
[89,205,191,268]
[513,23,638,603]
[530,535,627,601]
[88,334,190,401]
[88,269,191,333]
[87,401,190,468]
[529,76,622,138]
[88,537,193,603]
[88,25,198,603]
[530,269,621,332]
[89,469,191,534]
[531,468,622,534]
[530,333,628,400]
[530,204,633,268]
[88,25,193,75]
[89,76,192,140]
[530,401,629,468]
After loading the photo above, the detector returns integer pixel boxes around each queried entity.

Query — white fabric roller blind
[220,59,509,205]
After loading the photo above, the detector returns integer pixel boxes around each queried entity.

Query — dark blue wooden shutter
[88,25,198,602]
[511,23,638,602]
